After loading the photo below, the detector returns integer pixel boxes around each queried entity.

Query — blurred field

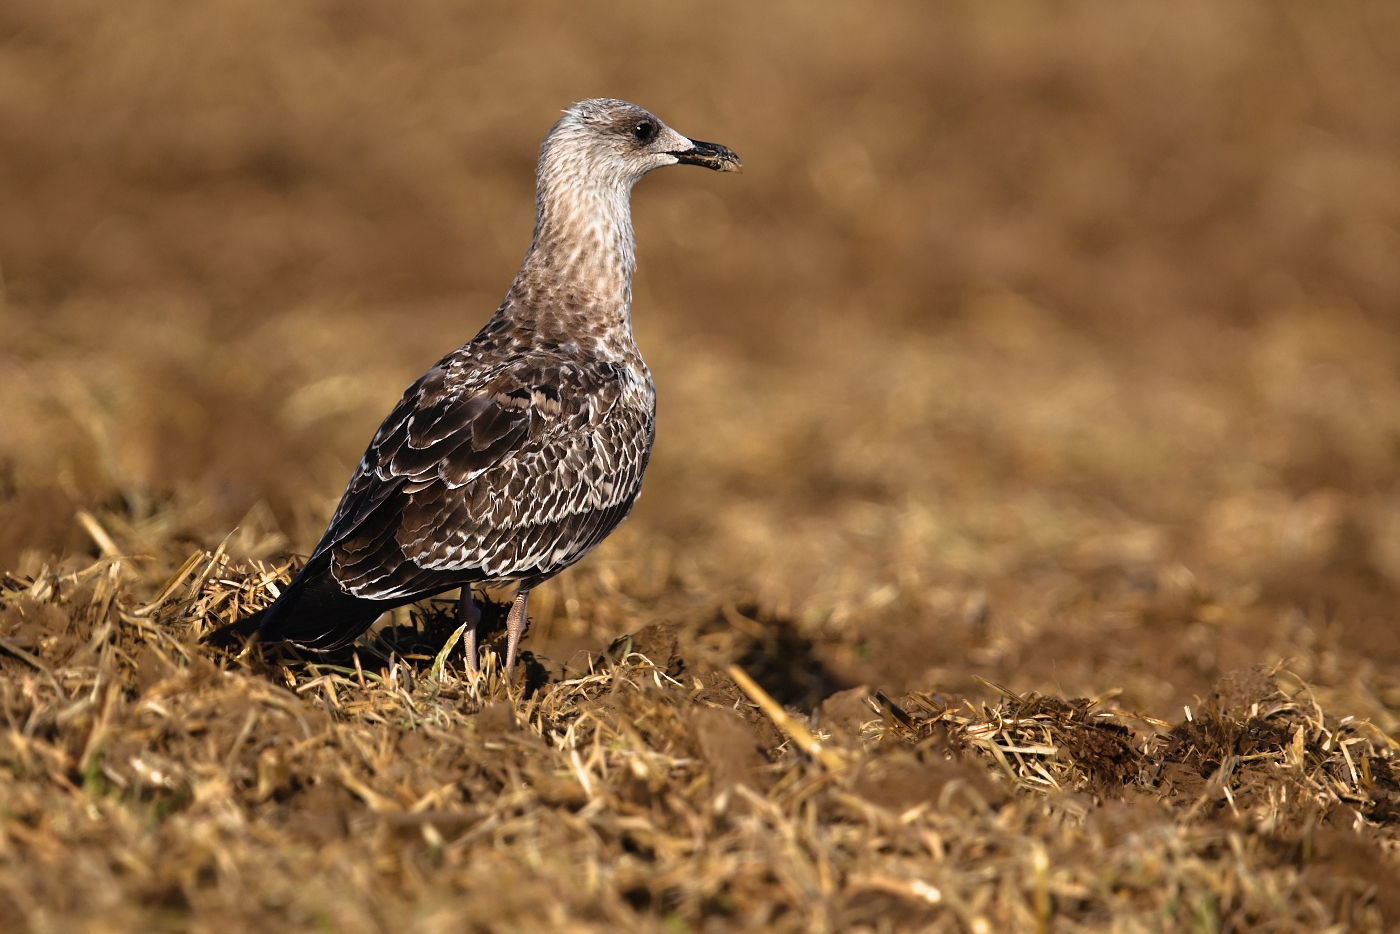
[6,0,1400,930]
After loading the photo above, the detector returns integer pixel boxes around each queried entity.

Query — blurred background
[4,0,1400,717]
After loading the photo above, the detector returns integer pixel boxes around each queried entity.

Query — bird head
[541,99,742,190]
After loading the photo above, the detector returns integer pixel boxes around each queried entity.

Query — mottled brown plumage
[208,100,739,675]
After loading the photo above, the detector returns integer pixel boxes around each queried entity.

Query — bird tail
[204,605,270,648]
[202,554,400,653]
[257,575,395,652]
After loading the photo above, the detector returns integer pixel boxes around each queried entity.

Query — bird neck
[506,163,637,345]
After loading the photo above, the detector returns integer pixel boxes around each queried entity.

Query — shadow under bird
[207,99,741,675]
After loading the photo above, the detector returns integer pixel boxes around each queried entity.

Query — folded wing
[240,348,653,651]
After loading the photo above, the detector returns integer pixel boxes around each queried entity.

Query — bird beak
[673,139,743,173]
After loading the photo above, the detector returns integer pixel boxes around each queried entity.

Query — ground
[4,1,1400,931]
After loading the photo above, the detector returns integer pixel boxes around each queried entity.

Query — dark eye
[632,121,658,144]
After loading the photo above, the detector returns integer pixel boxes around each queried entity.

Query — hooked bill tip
[674,139,742,173]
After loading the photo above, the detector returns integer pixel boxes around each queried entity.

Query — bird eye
[632,121,658,144]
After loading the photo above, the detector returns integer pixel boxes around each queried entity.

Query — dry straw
[0,545,1397,931]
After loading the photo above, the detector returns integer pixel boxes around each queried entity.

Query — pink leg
[504,589,530,679]
[459,589,482,673]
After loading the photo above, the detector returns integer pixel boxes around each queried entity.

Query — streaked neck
[508,159,636,334]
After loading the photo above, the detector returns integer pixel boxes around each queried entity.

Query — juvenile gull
[208,99,740,675]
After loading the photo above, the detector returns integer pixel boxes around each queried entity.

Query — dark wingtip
[203,608,267,648]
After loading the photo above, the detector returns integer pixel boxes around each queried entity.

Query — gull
[208,99,740,676]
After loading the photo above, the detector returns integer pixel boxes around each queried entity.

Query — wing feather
[308,346,653,603]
